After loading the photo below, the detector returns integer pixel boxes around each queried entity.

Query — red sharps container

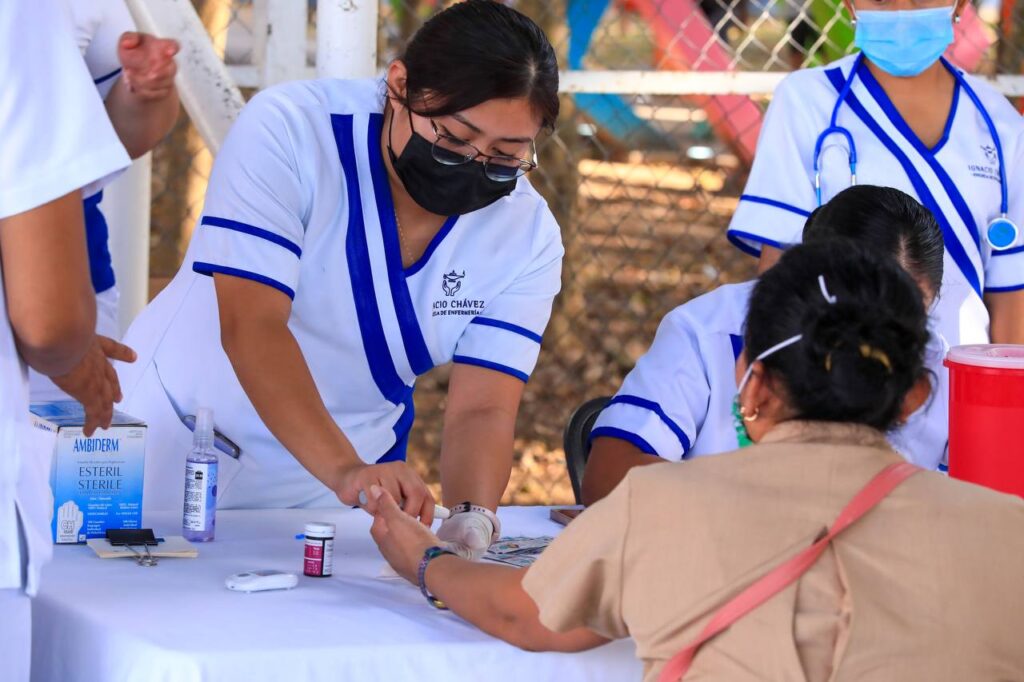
[944,345,1024,497]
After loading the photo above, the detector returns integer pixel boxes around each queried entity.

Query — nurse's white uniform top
[0,0,129,595]
[592,281,950,470]
[31,0,136,403]
[727,55,1024,348]
[119,78,563,512]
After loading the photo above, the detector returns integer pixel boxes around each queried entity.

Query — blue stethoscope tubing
[813,54,1019,251]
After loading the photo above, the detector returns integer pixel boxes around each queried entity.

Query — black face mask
[386,107,517,216]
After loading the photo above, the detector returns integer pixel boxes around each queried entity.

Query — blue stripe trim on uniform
[985,282,1024,293]
[378,387,416,463]
[727,229,790,258]
[729,333,744,361]
[856,59,981,249]
[192,262,295,300]
[825,67,983,299]
[405,215,459,277]
[992,244,1024,256]
[332,114,407,403]
[469,317,543,344]
[588,426,658,456]
[452,355,529,383]
[365,114,434,376]
[201,216,303,258]
[83,191,116,293]
[93,67,122,85]
[931,78,960,156]
[606,394,691,453]
[738,194,812,217]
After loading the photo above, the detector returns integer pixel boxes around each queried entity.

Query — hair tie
[859,343,893,374]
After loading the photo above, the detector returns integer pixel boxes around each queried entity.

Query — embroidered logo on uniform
[432,270,485,317]
[969,145,999,182]
[442,270,465,297]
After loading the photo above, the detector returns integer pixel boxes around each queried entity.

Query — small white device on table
[225,570,299,593]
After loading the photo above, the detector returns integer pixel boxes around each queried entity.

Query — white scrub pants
[2,517,31,682]
[28,287,120,402]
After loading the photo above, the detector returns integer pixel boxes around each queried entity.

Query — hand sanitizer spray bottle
[183,407,218,542]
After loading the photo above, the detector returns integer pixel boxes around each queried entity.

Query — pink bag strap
[657,461,920,682]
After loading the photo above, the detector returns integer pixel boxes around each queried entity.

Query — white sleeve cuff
[591,400,690,461]
[985,246,1024,292]
[727,195,812,257]
[191,216,303,299]
[452,318,544,383]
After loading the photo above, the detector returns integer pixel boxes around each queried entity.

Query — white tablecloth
[30,507,640,682]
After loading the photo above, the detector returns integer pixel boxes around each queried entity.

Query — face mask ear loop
[818,275,838,304]
[737,274,838,398]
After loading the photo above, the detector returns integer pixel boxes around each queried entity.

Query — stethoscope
[813,54,1019,251]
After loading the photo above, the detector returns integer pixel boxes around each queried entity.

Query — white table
[30,507,640,682]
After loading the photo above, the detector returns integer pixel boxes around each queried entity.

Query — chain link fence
[149,0,1024,505]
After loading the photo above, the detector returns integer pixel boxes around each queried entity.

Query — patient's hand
[368,485,441,583]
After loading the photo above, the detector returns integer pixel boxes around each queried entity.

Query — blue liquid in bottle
[183,407,218,542]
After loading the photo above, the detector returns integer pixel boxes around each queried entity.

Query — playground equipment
[568,0,996,166]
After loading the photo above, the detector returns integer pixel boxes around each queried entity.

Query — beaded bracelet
[418,546,456,610]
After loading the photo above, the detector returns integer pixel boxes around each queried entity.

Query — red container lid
[945,344,1024,369]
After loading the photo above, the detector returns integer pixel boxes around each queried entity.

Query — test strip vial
[303,522,335,577]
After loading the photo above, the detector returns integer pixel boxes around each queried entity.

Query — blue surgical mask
[854,6,955,78]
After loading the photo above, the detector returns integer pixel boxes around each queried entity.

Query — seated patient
[369,241,1024,681]
[583,185,948,504]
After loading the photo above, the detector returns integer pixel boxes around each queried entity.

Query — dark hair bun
[746,240,930,431]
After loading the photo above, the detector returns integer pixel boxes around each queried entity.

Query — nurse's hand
[341,461,436,524]
[51,335,137,436]
[437,512,493,561]
[118,32,179,101]
[368,485,440,583]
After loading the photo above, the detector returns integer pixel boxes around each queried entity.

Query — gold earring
[740,405,760,422]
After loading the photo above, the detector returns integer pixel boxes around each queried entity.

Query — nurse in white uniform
[30,0,179,407]
[727,0,1024,349]
[0,1,130,678]
[119,1,562,559]
[583,186,949,504]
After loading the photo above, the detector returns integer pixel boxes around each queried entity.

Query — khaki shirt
[523,421,1024,681]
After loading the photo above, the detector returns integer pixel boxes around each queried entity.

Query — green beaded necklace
[731,397,753,448]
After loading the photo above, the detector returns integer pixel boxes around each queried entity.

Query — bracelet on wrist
[418,546,456,610]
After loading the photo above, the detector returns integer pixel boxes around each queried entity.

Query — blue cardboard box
[30,401,147,544]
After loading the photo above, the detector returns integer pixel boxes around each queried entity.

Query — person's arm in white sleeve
[582,308,709,504]
[0,0,131,433]
[198,90,434,521]
[726,74,821,271]
[984,130,1024,344]
[103,22,180,158]
[2,193,95,376]
[437,203,563,558]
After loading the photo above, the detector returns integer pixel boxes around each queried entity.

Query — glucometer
[225,570,299,593]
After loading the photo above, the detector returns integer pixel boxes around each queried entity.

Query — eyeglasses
[428,120,538,182]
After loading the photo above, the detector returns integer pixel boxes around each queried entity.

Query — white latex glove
[436,511,494,561]
[57,500,84,543]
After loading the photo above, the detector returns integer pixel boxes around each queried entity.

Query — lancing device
[357,490,451,520]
